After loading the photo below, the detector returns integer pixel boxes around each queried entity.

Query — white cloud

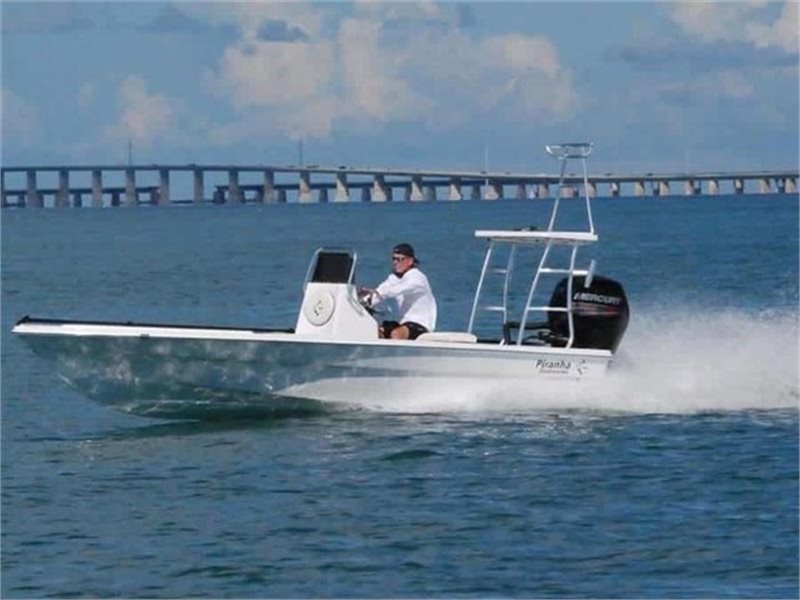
[395,29,578,124]
[668,1,799,53]
[479,34,578,119]
[1,88,40,145]
[337,17,427,122]
[283,96,342,139]
[206,3,579,141]
[352,1,458,26]
[669,3,750,44]
[103,75,174,146]
[745,0,799,53]
[181,2,324,41]
[660,70,756,103]
[212,40,335,110]
[483,34,560,77]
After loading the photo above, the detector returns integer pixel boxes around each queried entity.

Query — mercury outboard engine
[547,275,629,352]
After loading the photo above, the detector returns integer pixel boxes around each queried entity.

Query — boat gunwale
[12,316,613,358]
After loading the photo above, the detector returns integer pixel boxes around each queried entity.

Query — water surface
[2,195,797,597]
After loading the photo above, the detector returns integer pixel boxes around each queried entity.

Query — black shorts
[381,320,429,340]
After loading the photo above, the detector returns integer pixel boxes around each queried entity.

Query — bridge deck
[2,164,796,207]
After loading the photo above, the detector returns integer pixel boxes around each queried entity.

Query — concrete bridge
[1,164,797,208]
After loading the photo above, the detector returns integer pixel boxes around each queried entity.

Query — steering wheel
[357,289,376,315]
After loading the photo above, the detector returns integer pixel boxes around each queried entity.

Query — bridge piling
[26,170,42,207]
[335,173,349,202]
[298,171,313,203]
[409,176,424,201]
[560,185,577,198]
[372,175,389,202]
[537,183,550,199]
[484,180,502,200]
[449,177,463,201]
[124,168,136,205]
[228,170,242,203]
[262,170,276,203]
[92,170,103,207]
[193,168,204,203]
[159,169,170,205]
[56,169,70,207]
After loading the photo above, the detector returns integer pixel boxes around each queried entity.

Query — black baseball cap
[393,243,415,257]
[393,243,419,264]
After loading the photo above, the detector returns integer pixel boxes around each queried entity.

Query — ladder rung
[527,306,569,312]
[539,268,589,275]
[489,268,508,274]
[539,268,570,274]
[481,306,506,312]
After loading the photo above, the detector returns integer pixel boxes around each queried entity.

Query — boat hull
[14,319,613,418]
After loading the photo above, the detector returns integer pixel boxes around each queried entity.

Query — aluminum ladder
[467,241,517,340]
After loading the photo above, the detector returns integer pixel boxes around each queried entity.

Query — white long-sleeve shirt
[374,268,437,331]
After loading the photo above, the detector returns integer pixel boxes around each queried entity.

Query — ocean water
[1,195,798,598]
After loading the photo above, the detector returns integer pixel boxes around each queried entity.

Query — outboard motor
[548,275,629,352]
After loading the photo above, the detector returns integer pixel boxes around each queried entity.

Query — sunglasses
[392,255,410,262]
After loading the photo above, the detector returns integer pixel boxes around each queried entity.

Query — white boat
[13,143,629,419]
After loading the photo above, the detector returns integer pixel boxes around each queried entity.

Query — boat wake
[354,308,799,415]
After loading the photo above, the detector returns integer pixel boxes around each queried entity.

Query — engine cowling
[548,275,629,352]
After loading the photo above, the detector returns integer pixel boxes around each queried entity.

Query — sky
[1,1,798,176]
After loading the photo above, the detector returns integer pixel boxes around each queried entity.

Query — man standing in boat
[361,243,437,340]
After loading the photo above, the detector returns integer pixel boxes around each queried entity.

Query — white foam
[358,308,799,415]
[600,307,799,413]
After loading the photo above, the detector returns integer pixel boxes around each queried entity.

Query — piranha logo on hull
[535,359,572,374]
